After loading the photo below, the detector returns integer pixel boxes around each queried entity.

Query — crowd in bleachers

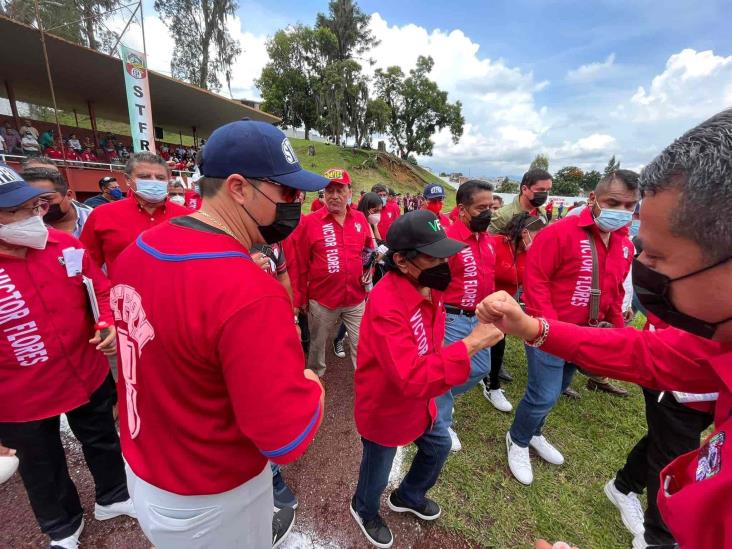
[0,117,199,172]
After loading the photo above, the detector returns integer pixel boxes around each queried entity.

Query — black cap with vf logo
[386,210,466,258]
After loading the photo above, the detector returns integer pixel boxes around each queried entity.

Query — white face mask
[522,231,534,251]
[169,195,185,206]
[368,212,381,225]
[0,215,49,250]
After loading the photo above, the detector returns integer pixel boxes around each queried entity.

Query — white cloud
[366,13,550,170]
[549,133,617,164]
[627,49,732,121]
[566,53,616,83]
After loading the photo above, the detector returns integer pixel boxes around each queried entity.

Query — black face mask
[43,203,66,223]
[632,257,732,339]
[244,185,302,244]
[410,260,452,292]
[468,209,492,233]
[529,191,548,208]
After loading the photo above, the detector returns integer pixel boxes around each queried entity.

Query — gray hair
[124,151,169,176]
[640,108,732,262]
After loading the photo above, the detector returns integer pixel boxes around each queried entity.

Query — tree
[553,166,584,196]
[581,169,602,192]
[2,0,122,51]
[315,0,377,61]
[155,0,241,92]
[497,177,518,193]
[604,154,620,176]
[374,56,464,159]
[257,26,333,140]
[529,153,549,172]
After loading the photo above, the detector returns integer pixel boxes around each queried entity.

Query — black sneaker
[349,497,393,548]
[498,367,513,382]
[387,491,441,521]
[333,338,346,358]
[272,506,295,548]
[273,470,298,510]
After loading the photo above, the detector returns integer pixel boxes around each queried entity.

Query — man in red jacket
[310,191,325,212]
[80,152,188,277]
[0,165,134,549]
[351,210,503,548]
[112,120,326,548]
[505,170,639,485]
[477,107,732,549]
[292,168,375,377]
[435,179,498,452]
[421,183,451,227]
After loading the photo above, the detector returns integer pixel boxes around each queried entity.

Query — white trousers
[126,463,272,549]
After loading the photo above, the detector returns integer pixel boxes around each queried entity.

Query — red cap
[324,167,351,186]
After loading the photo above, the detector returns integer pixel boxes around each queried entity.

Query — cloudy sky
[120,0,732,176]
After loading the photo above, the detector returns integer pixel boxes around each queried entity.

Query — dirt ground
[0,346,479,549]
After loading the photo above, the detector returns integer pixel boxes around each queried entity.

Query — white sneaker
[448,427,462,452]
[604,478,645,537]
[529,435,564,465]
[506,432,533,485]
[0,455,19,484]
[50,518,84,549]
[632,534,648,549]
[94,498,137,521]
[478,379,487,392]
[484,388,513,412]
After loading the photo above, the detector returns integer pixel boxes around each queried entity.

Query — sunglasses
[248,178,299,203]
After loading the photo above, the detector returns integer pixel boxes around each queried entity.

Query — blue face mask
[381,196,387,206]
[629,219,640,237]
[593,204,633,233]
[135,179,168,203]
[109,188,123,200]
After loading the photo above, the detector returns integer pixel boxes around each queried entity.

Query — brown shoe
[562,387,581,400]
[586,378,629,397]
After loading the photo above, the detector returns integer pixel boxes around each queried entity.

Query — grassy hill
[289,138,450,209]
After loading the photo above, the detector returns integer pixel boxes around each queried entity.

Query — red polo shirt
[310,198,325,212]
[0,229,112,423]
[293,206,375,309]
[80,196,188,277]
[377,200,401,239]
[112,220,322,495]
[540,321,730,549]
[523,207,632,328]
[354,272,470,446]
[491,234,528,296]
[443,221,496,311]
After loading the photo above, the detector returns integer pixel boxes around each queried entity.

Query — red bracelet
[526,317,549,347]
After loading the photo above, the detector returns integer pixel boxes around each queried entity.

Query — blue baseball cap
[200,120,330,192]
[423,183,446,200]
[0,163,46,208]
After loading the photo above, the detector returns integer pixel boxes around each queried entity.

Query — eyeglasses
[248,178,299,203]
[3,199,50,216]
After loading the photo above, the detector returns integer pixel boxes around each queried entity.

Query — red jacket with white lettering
[523,207,632,328]
[377,200,401,239]
[443,220,496,311]
[111,221,322,495]
[80,196,188,278]
[541,321,730,549]
[292,207,374,310]
[354,271,470,446]
[0,229,112,422]
[490,234,527,296]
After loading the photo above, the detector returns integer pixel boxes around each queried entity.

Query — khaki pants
[307,299,365,377]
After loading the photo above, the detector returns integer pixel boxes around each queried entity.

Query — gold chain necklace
[196,210,238,240]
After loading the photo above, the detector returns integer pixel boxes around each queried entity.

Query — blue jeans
[434,313,491,433]
[353,430,451,522]
[509,345,577,447]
